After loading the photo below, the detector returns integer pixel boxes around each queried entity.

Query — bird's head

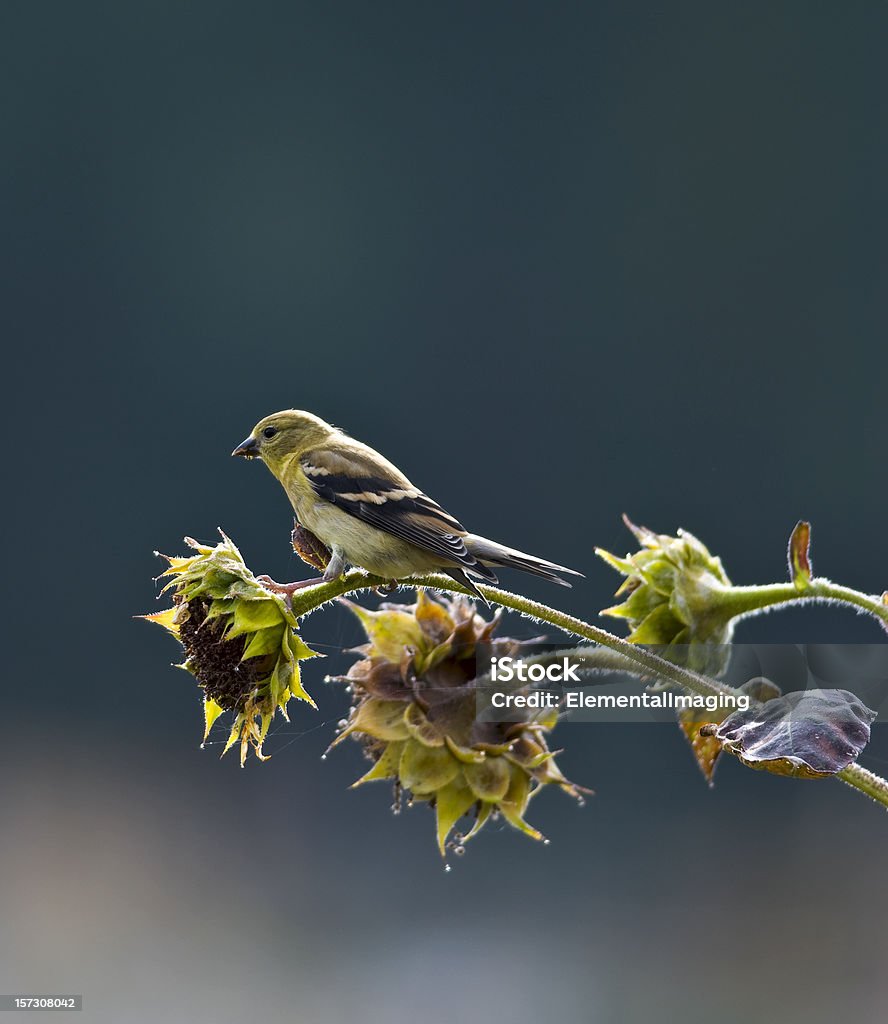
[231,410,337,475]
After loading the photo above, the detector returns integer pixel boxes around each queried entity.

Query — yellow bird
[232,409,582,598]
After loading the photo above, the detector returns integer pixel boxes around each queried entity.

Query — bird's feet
[374,580,399,595]
[256,574,327,607]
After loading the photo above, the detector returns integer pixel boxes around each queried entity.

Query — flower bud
[596,516,734,675]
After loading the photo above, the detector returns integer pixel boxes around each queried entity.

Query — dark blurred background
[2,2,886,1022]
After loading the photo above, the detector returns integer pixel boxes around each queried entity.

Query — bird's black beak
[231,435,260,459]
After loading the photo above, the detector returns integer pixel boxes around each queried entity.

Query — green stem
[292,570,734,697]
[288,570,888,812]
[837,764,888,807]
[716,578,888,632]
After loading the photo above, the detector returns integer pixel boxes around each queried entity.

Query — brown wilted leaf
[291,519,331,572]
[788,520,812,591]
[679,677,783,785]
[678,713,724,785]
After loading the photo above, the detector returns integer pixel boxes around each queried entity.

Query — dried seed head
[143,531,320,764]
[176,596,273,711]
[332,591,588,855]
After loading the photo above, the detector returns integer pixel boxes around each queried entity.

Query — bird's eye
[262,426,278,440]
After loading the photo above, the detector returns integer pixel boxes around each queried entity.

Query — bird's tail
[463,534,584,588]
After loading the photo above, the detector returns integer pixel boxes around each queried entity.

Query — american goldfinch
[232,410,582,597]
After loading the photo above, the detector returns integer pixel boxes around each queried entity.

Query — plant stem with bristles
[282,570,888,813]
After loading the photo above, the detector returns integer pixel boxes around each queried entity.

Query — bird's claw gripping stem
[256,574,327,608]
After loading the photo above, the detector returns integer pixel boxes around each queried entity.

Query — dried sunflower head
[331,591,587,856]
[143,532,320,765]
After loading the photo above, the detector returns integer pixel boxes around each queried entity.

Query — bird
[231,409,582,599]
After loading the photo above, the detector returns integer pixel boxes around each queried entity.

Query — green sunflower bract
[596,516,735,675]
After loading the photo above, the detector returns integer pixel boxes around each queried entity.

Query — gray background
[2,3,886,1022]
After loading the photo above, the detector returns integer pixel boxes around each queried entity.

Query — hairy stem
[837,763,888,807]
[716,579,888,633]
[286,570,888,812]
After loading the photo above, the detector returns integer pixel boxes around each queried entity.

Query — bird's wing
[300,446,497,581]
